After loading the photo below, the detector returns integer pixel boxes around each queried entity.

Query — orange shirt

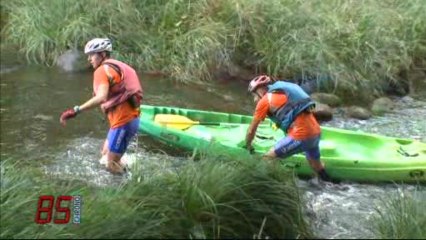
[93,65,139,128]
[253,93,320,140]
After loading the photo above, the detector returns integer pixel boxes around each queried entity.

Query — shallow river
[1,60,425,238]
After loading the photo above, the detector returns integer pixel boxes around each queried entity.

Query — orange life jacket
[97,59,143,113]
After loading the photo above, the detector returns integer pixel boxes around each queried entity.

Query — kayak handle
[397,147,419,157]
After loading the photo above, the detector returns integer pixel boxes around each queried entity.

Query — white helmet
[84,38,112,54]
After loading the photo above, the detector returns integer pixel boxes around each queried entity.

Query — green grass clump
[1,152,312,239]
[370,186,426,239]
[2,0,426,97]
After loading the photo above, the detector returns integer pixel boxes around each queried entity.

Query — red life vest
[97,59,143,113]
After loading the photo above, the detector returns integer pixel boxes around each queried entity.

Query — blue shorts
[107,117,140,154]
[274,135,321,160]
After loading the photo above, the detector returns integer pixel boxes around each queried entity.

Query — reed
[2,0,425,96]
[1,152,312,239]
[370,185,426,239]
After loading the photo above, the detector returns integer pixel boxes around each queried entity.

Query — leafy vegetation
[370,186,426,239]
[2,0,426,97]
[1,154,313,239]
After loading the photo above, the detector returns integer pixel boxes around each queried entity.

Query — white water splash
[43,136,186,187]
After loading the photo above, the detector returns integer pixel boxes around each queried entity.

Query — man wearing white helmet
[60,38,143,175]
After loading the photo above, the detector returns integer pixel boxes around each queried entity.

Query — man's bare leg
[101,139,126,174]
[307,157,332,182]
[106,151,126,174]
[307,158,324,172]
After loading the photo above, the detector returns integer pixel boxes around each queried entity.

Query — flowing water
[1,57,425,238]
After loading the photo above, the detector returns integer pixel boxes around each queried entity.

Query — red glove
[60,107,79,126]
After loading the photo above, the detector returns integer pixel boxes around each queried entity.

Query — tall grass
[370,186,426,239]
[2,0,426,97]
[1,152,313,239]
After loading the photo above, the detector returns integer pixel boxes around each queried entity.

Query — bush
[2,0,425,96]
[1,152,313,239]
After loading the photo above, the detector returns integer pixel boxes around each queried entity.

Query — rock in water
[371,97,394,115]
[56,49,89,72]
[311,93,342,107]
[314,103,333,122]
[346,106,372,120]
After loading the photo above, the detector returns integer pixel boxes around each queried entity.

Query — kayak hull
[139,105,426,183]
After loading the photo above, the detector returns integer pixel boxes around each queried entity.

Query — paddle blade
[154,114,198,130]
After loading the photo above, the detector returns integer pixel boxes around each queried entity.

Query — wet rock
[292,74,334,93]
[346,106,372,120]
[0,66,21,74]
[371,97,394,115]
[223,95,234,101]
[400,96,415,104]
[213,62,254,82]
[33,114,53,121]
[314,103,333,122]
[55,49,89,72]
[311,93,342,107]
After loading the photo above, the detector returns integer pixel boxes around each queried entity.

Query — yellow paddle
[154,114,251,130]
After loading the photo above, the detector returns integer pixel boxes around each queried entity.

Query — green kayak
[139,104,426,183]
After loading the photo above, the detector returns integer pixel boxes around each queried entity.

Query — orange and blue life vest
[266,81,315,132]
